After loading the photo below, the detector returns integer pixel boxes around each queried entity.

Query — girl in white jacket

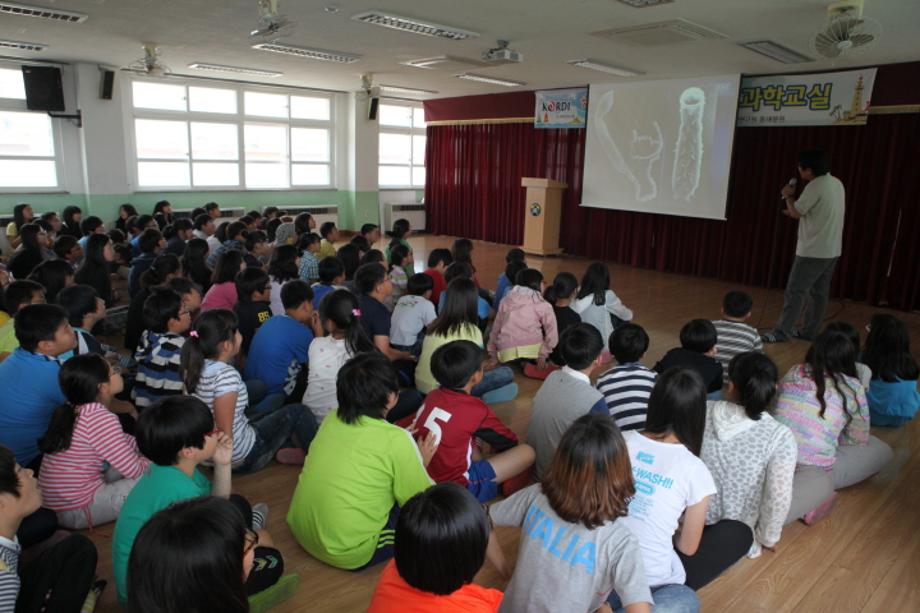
[571,262,633,350]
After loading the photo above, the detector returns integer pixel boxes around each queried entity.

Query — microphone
[780,177,797,200]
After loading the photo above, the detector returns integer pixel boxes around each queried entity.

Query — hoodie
[700,400,798,551]
[487,286,558,360]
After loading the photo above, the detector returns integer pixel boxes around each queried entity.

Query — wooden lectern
[521,177,567,256]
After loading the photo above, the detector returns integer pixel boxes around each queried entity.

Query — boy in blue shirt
[311,256,346,311]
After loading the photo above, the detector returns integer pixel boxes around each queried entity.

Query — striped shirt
[299,250,319,282]
[193,360,256,463]
[0,536,19,612]
[37,403,149,512]
[712,319,763,382]
[596,363,657,431]
[133,331,186,409]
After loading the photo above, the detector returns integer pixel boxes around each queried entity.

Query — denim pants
[245,379,288,416]
[471,365,515,397]
[234,403,317,474]
[608,583,699,613]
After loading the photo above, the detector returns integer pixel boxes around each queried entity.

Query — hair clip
[352,308,362,317]
[189,330,199,338]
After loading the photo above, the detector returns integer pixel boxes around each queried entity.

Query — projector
[482,46,523,63]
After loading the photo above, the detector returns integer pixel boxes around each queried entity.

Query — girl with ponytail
[181,309,316,473]
[384,218,412,265]
[37,353,149,529]
[699,352,797,562]
[544,272,580,366]
[302,289,375,422]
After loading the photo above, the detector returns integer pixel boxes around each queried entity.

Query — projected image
[582,75,740,220]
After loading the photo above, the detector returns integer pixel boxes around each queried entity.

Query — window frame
[378,100,426,190]
[0,66,65,193]
[127,76,335,192]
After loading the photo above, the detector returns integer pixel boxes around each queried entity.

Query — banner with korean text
[737,68,877,127]
[534,88,588,129]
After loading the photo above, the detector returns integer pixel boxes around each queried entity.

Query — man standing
[763,149,845,343]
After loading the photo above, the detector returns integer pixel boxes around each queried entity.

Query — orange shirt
[368,560,503,613]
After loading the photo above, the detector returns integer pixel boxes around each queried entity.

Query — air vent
[739,41,814,64]
[456,73,525,88]
[593,19,726,45]
[379,84,438,96]
[402,55,486,71]
[252,43,361,64]
[0,2,88,23]
[0,39,47,51]
[613,0,674,7]
[351,11,479,41]
[188,63,283,78]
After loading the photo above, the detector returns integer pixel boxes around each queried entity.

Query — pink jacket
[487,286,558,359]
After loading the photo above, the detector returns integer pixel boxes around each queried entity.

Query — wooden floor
[88,234,920,612]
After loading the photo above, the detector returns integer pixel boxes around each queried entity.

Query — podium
[521,177,567,256]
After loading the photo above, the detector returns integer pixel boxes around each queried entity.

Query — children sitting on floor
[132,288,191,409]
[655,319,724,396]
[411,340,535,502]
[571,262,633,350]
[201,249,245,313]
[310,254,346,310]
[386,243,412,310]
[318,222,338,260]
[297,232,321,283]
[597,323,657,432]
[390,273,436,357]
[712,291,763,382]
[233,267,273,356]
[423,248,452,307]
[37,354,149,529]
[287,352,435,570]
[861,313,920,427]
[494,248,525,310]
[542,271,580,367]
[487,268,558,373]
[0,280,45,360]
[57,284,107,357]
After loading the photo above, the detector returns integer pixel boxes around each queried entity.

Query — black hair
[263,206,280,218]
[799,149,829,177]
[280,279,313,311]
[135,214,155,231]
[577,262,610,306]
[12,203,33,230]
[136,396,215,466]
[610,322,649,364]
[27,259,74,304]
[318,256,345,284]
[558,323,604,370]
[180,309,239,394]
[320,289,374,355]
[239,215,254,226]
[336,352,400,424]
[39,211,58,223]
[124,215,140,236]
[429,278,479,337]
[18,223,42,251]
[723,291,754,318]
[108,228,127,245]
[427,248,453,269]
[14,303,68,353]
[862,314,920,382]
[38,353,111,454]
[78,233,112,278]
[0,445,21,497]
[140,253,181,289]
[268,244,299,283]
[388,243,410,271]
[407,273,433,296]
[355,262,387,295]
[172,217,193,233]
[727,352,779,421]
[431,340,483,390]
[265,217,283,242]
[225,221,246,242]
[293,212,314,236]
[234,267,269,302]
[336,244,360,280]
[79,216,103,236]
[119,203,139,219]
[165,276,198,299]
[52,235,80,260]
[502,261,526,292]
[387,218,410,240]
[543,271,578,305]
[296,232,320,252]
[244,229,267,253]
[319,221,336,238]
[161,223,178,241]
[139,228,163,254]
[451,238,474,267]
[35,219,53,236]
[57,284,100,327]
[190,207,206,219]
[360,223,378,236]
[444,261,474,286]
[215,221,229,244]
[204,202,220,214]
[395,483,490,596]
[2,280,44,315]
[805,330,860,423]
[211,249,244,286]
[824,321,861,357]
[193,213,212,231]
[182,238,212,290]
[127,496,249,613]
[505,247,525,264]
[645,367,707,456]
[514,268,543,291]
[62,205,82,232]
[349,235,371,253]
[361,249,385,266]
[143,288,184,333]
[680,319,718,354]
[154,200,171,215]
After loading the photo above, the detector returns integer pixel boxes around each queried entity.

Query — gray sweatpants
[773,256,838,340]
[784,436,893,524]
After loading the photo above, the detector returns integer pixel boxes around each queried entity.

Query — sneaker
[791,329,816,341]
[803,492,837,525]
[251,502,269,530]
[761,332,788,344]
[274,447,306,465]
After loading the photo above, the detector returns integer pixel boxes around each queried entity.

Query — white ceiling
[1,0,918,98]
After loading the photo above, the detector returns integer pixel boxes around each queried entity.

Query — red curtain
[424,113,920,310]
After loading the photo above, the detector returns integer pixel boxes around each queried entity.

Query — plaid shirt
[299,250,319,282]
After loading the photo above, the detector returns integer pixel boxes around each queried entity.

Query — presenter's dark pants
[774,256,837,340]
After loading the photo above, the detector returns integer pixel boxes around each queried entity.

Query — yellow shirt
[318,239,337,260]
[414,323,483,394]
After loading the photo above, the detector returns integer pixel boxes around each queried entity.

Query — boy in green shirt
[287,352,437,570]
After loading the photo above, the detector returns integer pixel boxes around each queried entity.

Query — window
[379,102,426,188]
[130,79,333,190]
[0,68,60,190]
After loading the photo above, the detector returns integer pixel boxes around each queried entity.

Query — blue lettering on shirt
[521,503,596,573]
[636,451,655,465]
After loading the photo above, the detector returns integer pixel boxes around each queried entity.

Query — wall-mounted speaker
[100,69,115,100]
[367,95,379,121]
[22,66,65,112]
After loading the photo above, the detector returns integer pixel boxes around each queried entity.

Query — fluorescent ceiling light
[567,59,642,76]
[252,43,361,64]
[455,73,525,87]
[0,2,87,23]
[614,0,674,7]
[351,11,478,41]
[379,84,439,96]
[188,63,282,78]
[0,38,46,51]
[740,41,814,64]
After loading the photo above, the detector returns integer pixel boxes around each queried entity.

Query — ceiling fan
[250,0,294,40]
[812,0,881,59]
[125,43,170,77]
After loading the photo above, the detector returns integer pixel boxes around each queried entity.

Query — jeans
[16,534,97,613]
[471,365,515,398]
[245,379,288,415]
[609,583,699,613]
[234,403,317,474]
[773,256,838,340]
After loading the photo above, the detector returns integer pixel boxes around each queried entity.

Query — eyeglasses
[179,308,192,317]
[244,529,259,555]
